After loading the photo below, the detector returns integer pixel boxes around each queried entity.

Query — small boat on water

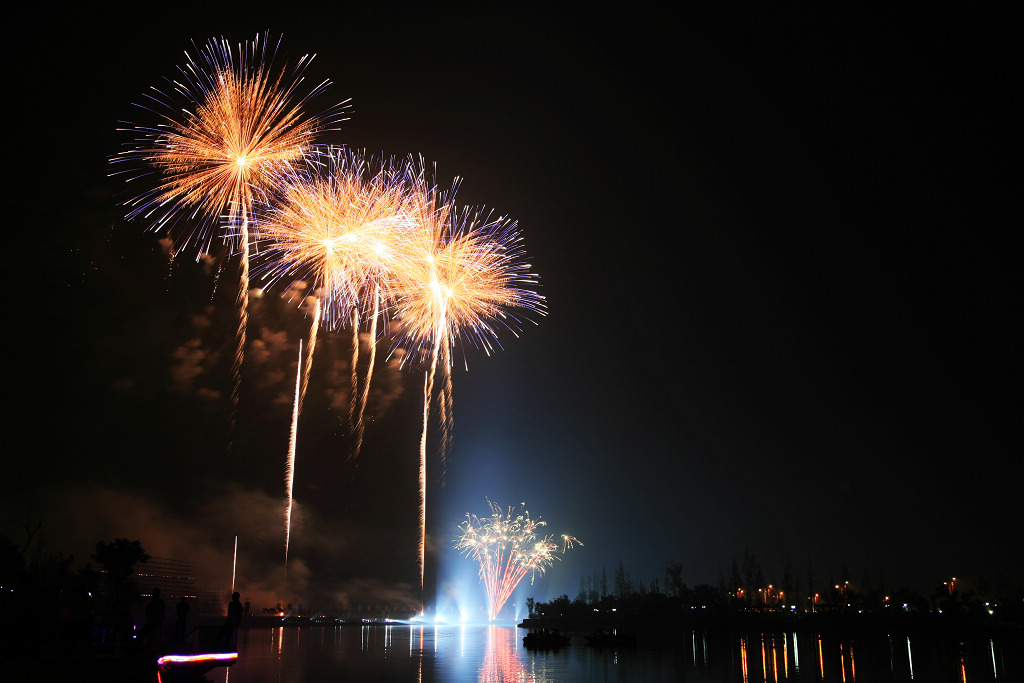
[522,630,570,650]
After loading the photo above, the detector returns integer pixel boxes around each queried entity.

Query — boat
[585,630,636,648]
[522,630,570,649]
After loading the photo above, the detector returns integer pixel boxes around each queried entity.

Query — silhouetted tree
[781,559,795,606]
[665,562,685,598]
[693,584,721,609]
[861,570,873,595]
[92,538,149,597]
[806,559,815,609]
[614,560,631,598]
[548,594,571,617]
[0,536,26,654]
[730,558,742,595]
[14,500,44,557]
[0,536,23,591]
[92,537,149,649]
[742,549,763,602]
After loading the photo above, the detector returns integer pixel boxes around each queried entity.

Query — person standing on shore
[217,592,242,650]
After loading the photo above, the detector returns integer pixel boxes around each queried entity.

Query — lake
[199,623,1022,682]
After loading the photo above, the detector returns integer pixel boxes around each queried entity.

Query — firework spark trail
[300,299,322,411]
[256,149,422,564]
[114,39,551,597]
[165,241,178,281]
[114,32,347,423]
[284,340,303,574]
[257,147,418,460]
[418,371,430,603]
[230,210,250,429]
[394,181,546,591]
[210,256,224,301]
[455,501,579,620]
[416,305,447,593]
[349,306,360,431]
[353,284,381,456]
[438,346,454,484]
[480,627,526,683]
[282,298,322,572]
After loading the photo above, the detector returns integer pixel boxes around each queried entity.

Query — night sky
[7,5,1019,615]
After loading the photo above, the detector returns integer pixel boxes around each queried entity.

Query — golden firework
[455,501,580,621]
[257,147,413,330]
[115,33,347,420]
[117,33,347,249]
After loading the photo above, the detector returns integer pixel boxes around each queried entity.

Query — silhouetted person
[70,587,95,654]
[138,587,165,648]
[174,597,190,643]
[217,592,242,650]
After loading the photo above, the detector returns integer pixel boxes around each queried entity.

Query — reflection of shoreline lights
[480,626,528,683]
[818,636,825,679]
[455,501,580,621]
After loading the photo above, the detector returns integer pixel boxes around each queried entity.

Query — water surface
[203,624,1021,682]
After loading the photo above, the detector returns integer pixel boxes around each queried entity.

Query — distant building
[133,557,236,620]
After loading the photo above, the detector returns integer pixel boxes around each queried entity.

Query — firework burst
[256,147,416,453]
[113,32,348,420]
[455,501,580,621]
[393,167,546,591]
[255,146,415,564]
[113,36,550,604]
[256,147,412,332]
[392,170,546,361]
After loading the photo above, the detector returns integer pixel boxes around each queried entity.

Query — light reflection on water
[204,624,1021,683]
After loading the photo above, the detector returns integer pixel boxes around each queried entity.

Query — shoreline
[518,610,1024,639]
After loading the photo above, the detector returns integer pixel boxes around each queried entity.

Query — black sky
[6,5,1020,612]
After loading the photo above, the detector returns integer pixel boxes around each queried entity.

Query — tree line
[527,552,1023,627]
[1,533,153,657]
